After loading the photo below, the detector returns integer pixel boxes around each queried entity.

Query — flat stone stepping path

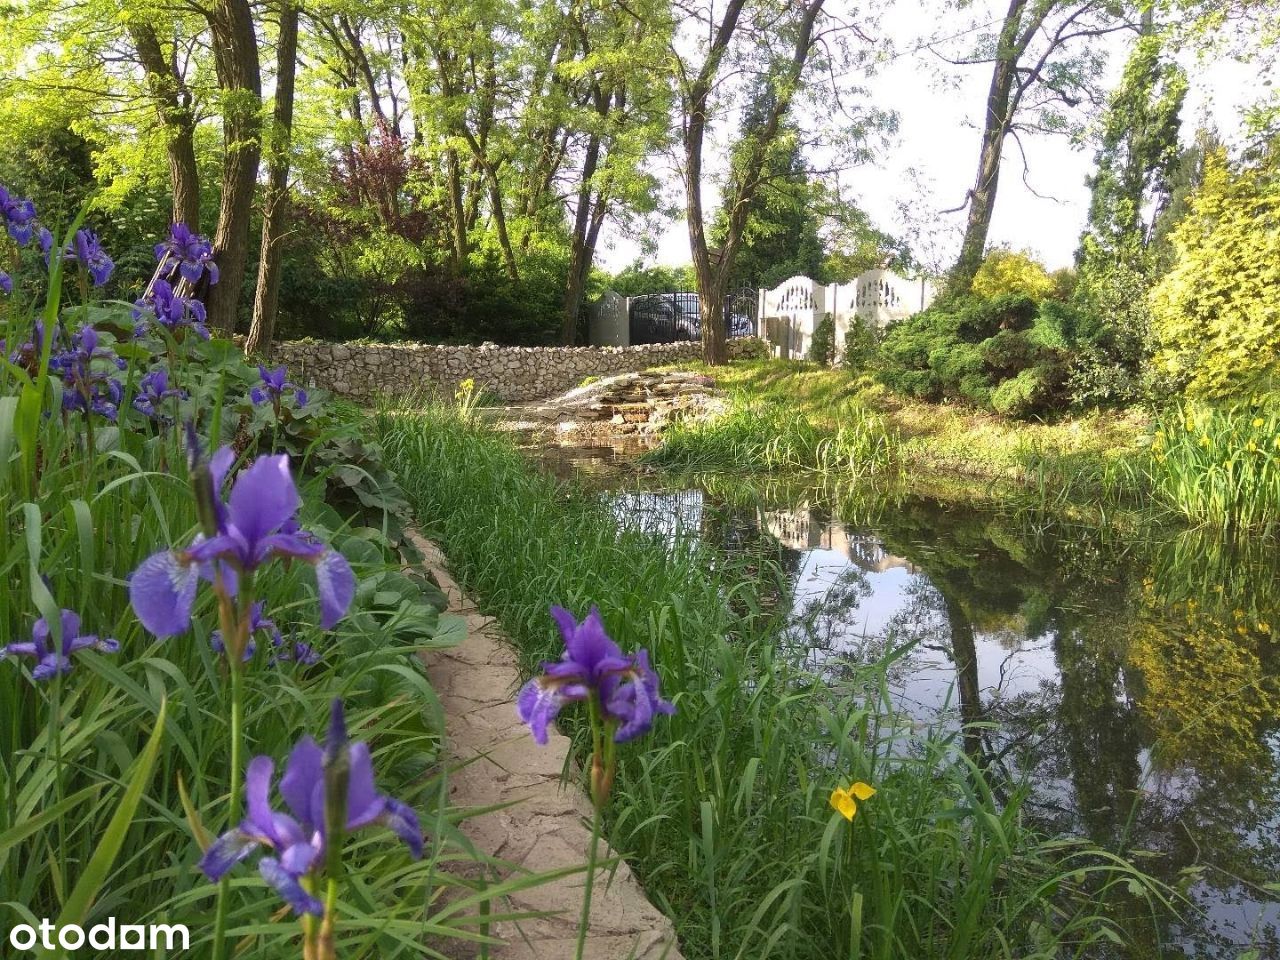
[406,530,683,960]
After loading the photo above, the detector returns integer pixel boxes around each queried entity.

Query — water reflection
[603,480,1280,958]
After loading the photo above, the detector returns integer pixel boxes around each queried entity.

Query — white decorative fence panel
[760,270,936,361]
[759,275,828,359]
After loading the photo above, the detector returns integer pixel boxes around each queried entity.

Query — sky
[595,0,1264,277]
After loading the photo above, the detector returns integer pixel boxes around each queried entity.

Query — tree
[204,0,263,334]
[940,0,1134,292]
[1076,15,1186,269]
[558,0,670,343]
[1149,141,1280,398]
[711,89,826,289]
[245,0,300,355]
[674,0,834,365]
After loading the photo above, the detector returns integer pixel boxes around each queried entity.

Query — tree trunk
[245,0,299,356]
[205,0,263,335]
[943,592,985,765]
[560,124,604,344]
[950,0,1029,293]
[681,0,821,365]
[129,23,201,229]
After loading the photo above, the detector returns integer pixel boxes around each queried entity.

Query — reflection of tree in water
[664,478,1280,956]
[862,497,1280,958]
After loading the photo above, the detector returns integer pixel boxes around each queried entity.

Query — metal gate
[627,289,758,345]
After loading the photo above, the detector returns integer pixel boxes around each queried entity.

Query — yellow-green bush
[1150,144,1280,398]
[971,248,1056,301]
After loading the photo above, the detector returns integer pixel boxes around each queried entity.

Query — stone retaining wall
[270,338,768,403]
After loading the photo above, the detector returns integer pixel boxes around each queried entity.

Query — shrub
[971,248,1056,301]
[839,314,880,370]
[1150,143,1280,399]
[878,294,1066,416]
[808,312,837,364]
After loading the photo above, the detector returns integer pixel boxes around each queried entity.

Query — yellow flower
[1253,418,1265,429]
[1247,441,1259,452]
[830,782,876,821]
[1237,624,1249,636]
[1199,435,1211,447]
[1257,621,1271,633]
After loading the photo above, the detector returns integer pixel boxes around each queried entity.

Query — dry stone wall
[270,338,768,403]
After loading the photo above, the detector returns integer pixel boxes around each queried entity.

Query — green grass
[377,401,1172,960]
[650,359,1280,534]
[647,401,902,480]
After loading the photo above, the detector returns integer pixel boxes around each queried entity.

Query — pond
[537,444,1280,960]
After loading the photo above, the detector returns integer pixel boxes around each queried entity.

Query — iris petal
[314,549,355,629]
[258,857,324,916]
[382,798,423,859]
[279,737,323,826]
[129,549,199,637]
[226,454,299,546]
[199,829,261,881]
[345,742,385,828]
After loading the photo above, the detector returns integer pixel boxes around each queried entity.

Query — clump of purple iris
[1,609,119,681]
[518,606,674,749]
[128,445,356,640]
[0,271,11,296]
[199,700,422,917]
[53,229,115,287]
[155,222,219,286]
[0,185,38,246]
[51,325,127,422]
[211,607,319,666]
[251,365,308,409]
[133,278,210,340]
[133,367,188,422]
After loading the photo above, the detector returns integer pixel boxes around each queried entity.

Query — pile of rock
[490,370,727,442]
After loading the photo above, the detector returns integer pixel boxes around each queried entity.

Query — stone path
[405,530,683,960]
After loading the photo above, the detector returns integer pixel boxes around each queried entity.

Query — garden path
[406,530,683,960]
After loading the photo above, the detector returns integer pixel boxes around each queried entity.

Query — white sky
[596,1,1266,275]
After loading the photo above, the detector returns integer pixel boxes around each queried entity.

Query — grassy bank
[648,359,1280,533]
[377,403,1169,960]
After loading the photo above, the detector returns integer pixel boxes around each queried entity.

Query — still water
[540,445,1280,959]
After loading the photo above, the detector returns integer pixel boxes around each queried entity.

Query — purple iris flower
[0,271,11,295]
[250,365,307,408]
[133,367,188,421]
[0,186,38,246]
[199,700,423,916]
[129,449,356,638]
[155,223,219,286]
[52,325,126,422]
[133,279,210,340]
[2,610,119,681]
[517,606,674,746]
[63,229,114,287]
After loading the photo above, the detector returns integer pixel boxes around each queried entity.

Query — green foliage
[807,312,836,365]
[604,261,698,296]
[839,315,881,371]
[1147,401,1280,532]
[970,248,1056,301]
[1150,143,1280,398]
[878,294,1071,418]
[0,248,513,955]
[645,400,902,480]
